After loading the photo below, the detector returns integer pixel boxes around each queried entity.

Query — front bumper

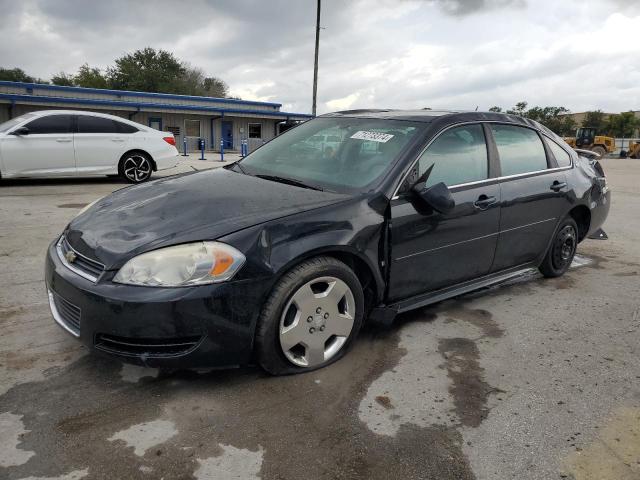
[45,241,272,368]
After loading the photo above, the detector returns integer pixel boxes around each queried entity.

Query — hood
[66,168,349,269]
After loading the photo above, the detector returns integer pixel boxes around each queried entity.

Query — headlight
[113,242,245,287]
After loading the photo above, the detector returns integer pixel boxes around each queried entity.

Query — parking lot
[0,157,639,480]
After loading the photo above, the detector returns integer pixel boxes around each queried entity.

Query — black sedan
[45,110,610,375]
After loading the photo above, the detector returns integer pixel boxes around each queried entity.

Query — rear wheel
[539,217,578,278]
[591,145,607,158]
[255,257,364,375]
[119,152,153,183]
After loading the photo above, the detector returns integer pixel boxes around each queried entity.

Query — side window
[115,121,138,134]
[77,116,118,134]
[418,124,488,187]
[490,124,548,176]
[547,139,572,167]
[25,115,73,134]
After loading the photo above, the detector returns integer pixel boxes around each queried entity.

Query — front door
[487,123,572,271]
[222,121,233,149]
[388,123,501,301]
[0,114,75,177]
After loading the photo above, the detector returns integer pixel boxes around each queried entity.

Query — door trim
[391,263,536,313]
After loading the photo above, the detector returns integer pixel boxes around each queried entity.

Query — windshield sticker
[350,131,394,143]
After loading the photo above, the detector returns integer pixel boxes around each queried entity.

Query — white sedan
[0,110,179,183]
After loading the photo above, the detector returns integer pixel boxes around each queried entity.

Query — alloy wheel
[123,155,152,183]
[279,276,355,368]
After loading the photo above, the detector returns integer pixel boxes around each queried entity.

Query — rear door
[0,114,75,177]
[488,123,572,271]
[388,123,501,301]
[74,115,132,175]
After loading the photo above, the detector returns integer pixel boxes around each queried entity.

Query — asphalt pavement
[0,157,638,480]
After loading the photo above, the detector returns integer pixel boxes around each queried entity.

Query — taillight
[163,136,176,146]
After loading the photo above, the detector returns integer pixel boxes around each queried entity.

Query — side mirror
[411,181,455,213]
[11,126,30,136]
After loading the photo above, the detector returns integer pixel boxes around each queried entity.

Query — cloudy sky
[0,0,638,115]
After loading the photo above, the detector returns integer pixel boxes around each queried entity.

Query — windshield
[0,113,37,133]
[238,117,424,193]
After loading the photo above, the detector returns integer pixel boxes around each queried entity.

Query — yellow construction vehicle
[564,127,615,157]
[625,141,640,158]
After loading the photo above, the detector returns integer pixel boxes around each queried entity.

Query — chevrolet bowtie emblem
[65,251,77,263]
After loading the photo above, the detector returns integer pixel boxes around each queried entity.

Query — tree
[506,101,528,116]
[2,48,231,97]
[582,110,608,133]
[51,72,75,86]
[0,67,37,83]
[491,101,576,136]
[606,112,640,138]
[74,64,109,89]
[106,48,187,93]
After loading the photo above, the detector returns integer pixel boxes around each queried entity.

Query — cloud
[428,0,526,16]
[0,0,638,115]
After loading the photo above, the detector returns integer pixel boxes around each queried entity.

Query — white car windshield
[0,113,37,133]
[238,117,424,193]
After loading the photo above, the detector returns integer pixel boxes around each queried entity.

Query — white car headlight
[113,242,245,287]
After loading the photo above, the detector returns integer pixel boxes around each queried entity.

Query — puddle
[56,204,88,209]
[0,326,476,479]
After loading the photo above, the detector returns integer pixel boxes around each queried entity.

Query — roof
[0,80,313,120]
[324,108,540,125]
[323,109,459,122]
[322,108,560,140]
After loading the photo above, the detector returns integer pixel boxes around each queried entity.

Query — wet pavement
[1,158,639,479]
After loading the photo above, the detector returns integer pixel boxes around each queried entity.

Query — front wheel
[255,257,364,375]
[539,217,578,278]
[119,152,153,183]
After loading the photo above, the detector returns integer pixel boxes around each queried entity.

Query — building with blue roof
[0,81,312,152]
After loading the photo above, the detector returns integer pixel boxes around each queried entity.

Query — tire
[591,146,607,158]
[539,217,578,278]
[255,256,365,375]
[119,152,153,184]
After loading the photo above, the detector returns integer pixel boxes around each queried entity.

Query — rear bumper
[587,187,611,237]
[155,150,179,171]
[45,241,271,368]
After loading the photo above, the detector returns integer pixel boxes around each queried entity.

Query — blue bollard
[182,136,188,156]
[220,139,224,162]
[200,138,205,160]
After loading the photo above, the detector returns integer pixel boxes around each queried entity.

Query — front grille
[57,236,105,282]
[94,334,202,357]
[48,290,81,336]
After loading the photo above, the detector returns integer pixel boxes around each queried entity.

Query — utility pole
[312,0,321,117]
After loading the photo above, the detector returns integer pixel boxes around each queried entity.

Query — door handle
[55,138,72,143]
[111,138,125,142]
[550,181,567,192]
[473,195,497,210]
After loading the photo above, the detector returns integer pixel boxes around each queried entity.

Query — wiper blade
[255,174,324,191]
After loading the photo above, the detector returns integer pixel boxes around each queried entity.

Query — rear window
[77,115,118,134]
[115,121,138,134]
[490,124,548,176]
[547,139,572,167]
